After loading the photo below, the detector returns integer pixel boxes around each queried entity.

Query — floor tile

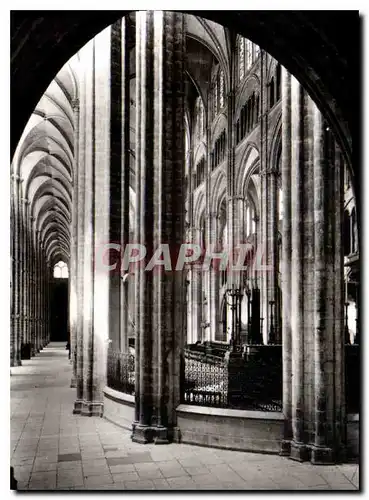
[58,452,82,462]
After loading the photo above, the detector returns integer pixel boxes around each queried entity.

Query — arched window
[279,188,283,221]
[238,37,245,81]
[214,78,218,116]
[53,260,69,279]
[197,98,204,139]
[245,39,253,69]
[219,70,225,108]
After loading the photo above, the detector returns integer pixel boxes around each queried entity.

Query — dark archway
[11,12,359,161]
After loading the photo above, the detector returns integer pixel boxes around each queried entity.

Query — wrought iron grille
[182,351,228,407]
[182,345,282,411]
[106,348,135,395]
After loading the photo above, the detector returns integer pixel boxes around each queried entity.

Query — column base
[73,400,103,417]
[131,424,181,444]
[280,439,291,456]
[289,441,310,462]
[131,423,154,444]
[10,359,22,367]
[73,400,84,414]
[310,445,336,465]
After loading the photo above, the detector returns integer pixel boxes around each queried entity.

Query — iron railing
[183,351,228,407]
[182,344,282,411]
[106,348,135,395]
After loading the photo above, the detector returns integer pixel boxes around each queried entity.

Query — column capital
[227,194,245,202]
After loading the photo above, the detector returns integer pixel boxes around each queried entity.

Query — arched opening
[51,261,69,342]
[10,11,359,466]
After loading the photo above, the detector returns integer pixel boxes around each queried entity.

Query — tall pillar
[23,200,30,348]
[30,217,36,355]
[289,78,310,461]
[284,76,346,464]
[108,20,123,352]
[119,18,133,353]
[74,25,111,416]
[260,52,279,344]
[35,230,41,352]
[11,174,22,366]
[70,99,79,387]
[73,40,88,413]
[19,190,25,356]
[310,108,346,464]
[132,11,185,444]
[280,67,293,455]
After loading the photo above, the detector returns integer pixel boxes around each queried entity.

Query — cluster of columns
[11,174,51,367]
[281,68,346,464]
[70,12,188,441]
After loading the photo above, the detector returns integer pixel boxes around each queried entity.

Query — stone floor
[10,342,359,491]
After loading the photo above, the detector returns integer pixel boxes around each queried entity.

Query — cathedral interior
[10,10,360,491]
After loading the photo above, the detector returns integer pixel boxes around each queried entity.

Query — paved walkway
[10,343,359,491]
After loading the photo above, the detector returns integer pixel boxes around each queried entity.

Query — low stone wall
[176,404,284,454]
[103,386,135,431]
[347,414,359,460]
[102,391,359,460]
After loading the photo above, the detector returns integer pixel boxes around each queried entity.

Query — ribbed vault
[12,60,78,268]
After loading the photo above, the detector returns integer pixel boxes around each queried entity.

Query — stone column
[73,40,88,413]
[280,67,293,455]
[11,174,22,366]
[186,227,202,344]
[310,108,346,464]
[70,99,79,387]
[289,78,310,461]
[30,217,36,355]
[132,11,185,444]
[27,209,32,347]
[120,18,133,353]
[203,114,212,340]
[35,230,41,352]
[260,52,279,344]
[40,244,45,348]
[23,200,30,349]
[285,77,346,464]
[74,26,111,416]
[209,213,221,341]
[19,190,25,356]
[226,90,236,290]
[259,51,268,342]
[107,20,123,352]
